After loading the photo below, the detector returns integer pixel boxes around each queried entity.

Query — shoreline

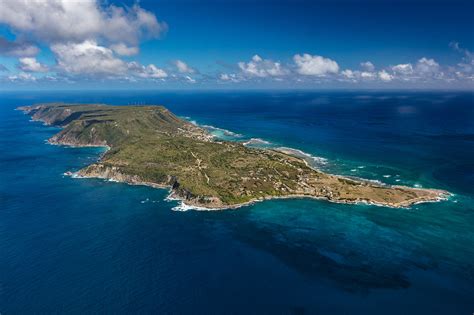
[64,169,451,211]
[23,105,451,211]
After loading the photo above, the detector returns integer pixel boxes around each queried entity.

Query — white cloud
[185,75,196,83]
[293,53,339,76]
[360,61,375,72]
[18,57,48,72]
[0,37,39,57]
[219,73,240,82]
[238,55,286,77]
[220,73,231,81]
[378,70,393,82]
[0,0,166,45]
[415,57,440,75]
[391,63,414,75]
[8,72,36,82]
[128,62,168,79]
[110,43,139,56]
[341,69,355,79]
[51,40,128,76]
[0,1,171,83]
[51,40,167,79]
[140,64,168,79]
[449,42,474,79]
[361,71,376,79]
[341,58,446,83]
[342,55,455,84]
[175,60,195,73]
[457,62,473,74]
[340,69,377,81]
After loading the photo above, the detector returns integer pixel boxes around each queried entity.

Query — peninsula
[19,103,448,209]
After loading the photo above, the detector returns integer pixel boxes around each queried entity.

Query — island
[18,103,449,209]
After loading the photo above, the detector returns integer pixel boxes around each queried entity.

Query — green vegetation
[19,103,448,209]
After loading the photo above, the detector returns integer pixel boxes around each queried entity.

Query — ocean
[1,90,473,314]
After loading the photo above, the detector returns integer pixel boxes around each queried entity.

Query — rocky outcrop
[77,163,226,207]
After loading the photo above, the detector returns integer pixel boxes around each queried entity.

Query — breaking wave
[183,117,330,170]
[186,118,242,139]
[275,147,328,166]
[242,138,272,146]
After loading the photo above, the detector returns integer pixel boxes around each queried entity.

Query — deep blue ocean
[1,91,473,314]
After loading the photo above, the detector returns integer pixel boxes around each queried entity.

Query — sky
[0,0,473,90]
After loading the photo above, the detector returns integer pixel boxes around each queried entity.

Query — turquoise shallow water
[1,91,473,313]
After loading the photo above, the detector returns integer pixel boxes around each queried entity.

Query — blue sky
[0,0,473,90]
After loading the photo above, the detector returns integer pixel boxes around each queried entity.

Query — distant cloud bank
[0,0,472,88]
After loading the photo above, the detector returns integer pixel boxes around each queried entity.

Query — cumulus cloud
[341,69,355,79]
[341,69,376,81]
[238,55,286,77]
[51,40,129,76]
[0,0,171,82]
[110,43,139,56]
[457,62,473,75]
[360,61,375,72]
[0,0,166,45]
[18,57,48,72]
[220,73,231,81]
[361,71,376,79]
[129,62,168,79]
[175,60,195,73]
[340,55,452,84]
[0,37,39,57]
[391,63,414,75]
[8,72,36,82]
[378,70,393,82]
[51,40,167,79]
[415,57,440,75]
[219,73,240,82]
[293,54,339,76]
[450,42,474,79]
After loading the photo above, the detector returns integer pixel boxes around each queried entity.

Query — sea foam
[275,147,328,166]
[171,201,220,212]
[243,138,272,146]
[202,124,243,138]
[187,118,243,139]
